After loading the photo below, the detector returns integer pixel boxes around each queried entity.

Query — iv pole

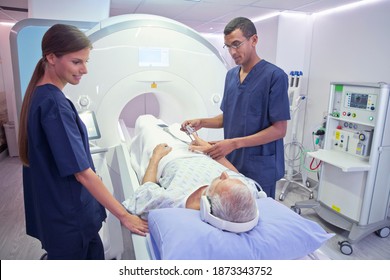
[279,71,314,201]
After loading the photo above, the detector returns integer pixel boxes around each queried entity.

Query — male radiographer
[181,17,290,199]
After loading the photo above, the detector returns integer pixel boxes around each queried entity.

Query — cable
[300,149,321,173]
[309,157,322,170]
[284,141,305,177]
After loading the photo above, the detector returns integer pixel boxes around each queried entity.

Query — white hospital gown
[123,156,257,219]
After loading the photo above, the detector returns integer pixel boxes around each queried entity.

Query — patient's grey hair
[206,182,258,223]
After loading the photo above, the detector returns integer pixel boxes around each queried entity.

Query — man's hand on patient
[205,139,236,160]
[189,135,239,172]
[121,213,149,236]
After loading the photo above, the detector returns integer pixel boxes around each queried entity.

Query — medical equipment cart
[292,82,390,255]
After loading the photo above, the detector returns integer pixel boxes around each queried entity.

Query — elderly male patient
[123,115,260,226]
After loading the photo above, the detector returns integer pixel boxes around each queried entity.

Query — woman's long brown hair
[18,24,92,166]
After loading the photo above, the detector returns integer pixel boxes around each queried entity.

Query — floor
[276,178,390,260]
[0,156,389,260]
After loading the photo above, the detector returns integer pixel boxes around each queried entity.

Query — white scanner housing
[64,14,227,147]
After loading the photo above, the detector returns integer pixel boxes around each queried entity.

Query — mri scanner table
[91,146,125,260]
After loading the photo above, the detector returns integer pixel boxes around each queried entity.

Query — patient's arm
[142,143,172,184]
[189,134,238,173]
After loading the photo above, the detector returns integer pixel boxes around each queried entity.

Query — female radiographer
[18,24,148,260]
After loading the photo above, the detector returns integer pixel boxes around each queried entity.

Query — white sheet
[129,115,204,184]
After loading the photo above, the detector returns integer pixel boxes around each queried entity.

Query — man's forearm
[142,157,160,184]
[234,121,287,149]
[201,114,223,129]
[216,157,238,172]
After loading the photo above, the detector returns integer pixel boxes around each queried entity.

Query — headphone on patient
[199,179,266,233]
[200,196,259,233]
[254,182,268,199]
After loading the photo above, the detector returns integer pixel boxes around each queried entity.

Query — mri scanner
[11,14,228,259]
[65,14,227,145]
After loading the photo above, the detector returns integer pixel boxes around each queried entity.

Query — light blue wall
[11,20,96,119]
[16,26,48,99]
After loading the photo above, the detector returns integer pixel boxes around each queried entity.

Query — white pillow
[147,198,334,260]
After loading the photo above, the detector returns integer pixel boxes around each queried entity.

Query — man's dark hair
[224,17,257,39]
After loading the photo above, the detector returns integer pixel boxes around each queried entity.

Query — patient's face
[186,172,243,210]
[207,172,244,196]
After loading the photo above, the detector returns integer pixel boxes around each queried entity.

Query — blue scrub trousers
[47,232,105,260]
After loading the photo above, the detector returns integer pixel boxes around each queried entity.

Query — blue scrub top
[220,60,290,186]
[23,84,106,254]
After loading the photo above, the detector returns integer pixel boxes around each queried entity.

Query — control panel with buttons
[331,85,379,126]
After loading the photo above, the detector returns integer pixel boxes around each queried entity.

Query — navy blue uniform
[23,84,106,259]
[221,60,290,198]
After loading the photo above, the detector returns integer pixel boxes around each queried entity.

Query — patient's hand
[151,143,172,161]
[189,134,212,153]
[143,143,172,184]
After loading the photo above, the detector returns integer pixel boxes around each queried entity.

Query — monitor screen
[349,93,369,109]
[139,47,169,67]
[78,111,101,140]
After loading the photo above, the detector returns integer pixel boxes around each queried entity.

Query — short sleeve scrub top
[23,84,106,255]
[220,60,290,187]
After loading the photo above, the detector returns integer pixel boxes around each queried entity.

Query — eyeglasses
[223,35,253,50]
